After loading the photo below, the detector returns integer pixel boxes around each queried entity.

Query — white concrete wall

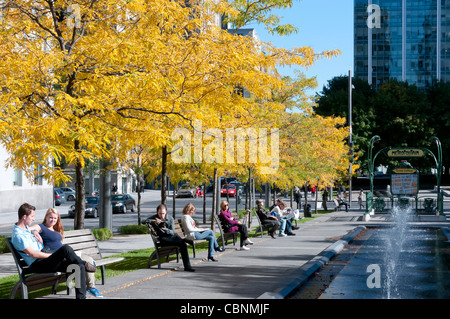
[0,145,53,214]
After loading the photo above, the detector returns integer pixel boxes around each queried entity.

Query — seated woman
[219,201,253,250]
[29,208,103,298]
[271,199,296,237]
[255,200,280,239]
[181,203,224,262]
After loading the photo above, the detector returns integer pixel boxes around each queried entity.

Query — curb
[257,225,367,299]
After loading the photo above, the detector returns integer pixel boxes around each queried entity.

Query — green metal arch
[367,136,443,215]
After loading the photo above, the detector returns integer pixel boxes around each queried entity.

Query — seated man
[271,199,296,237]
[336,194,348,212]
[145,204,195,272]
[255,200,280,239]
[11,203,96,299]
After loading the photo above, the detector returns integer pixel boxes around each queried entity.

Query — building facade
[0,145,53,214]
[355,0,450,89]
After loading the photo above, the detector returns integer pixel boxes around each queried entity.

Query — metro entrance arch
[366,136,443,216]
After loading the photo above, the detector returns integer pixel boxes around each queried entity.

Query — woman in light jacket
[181,203,224,262]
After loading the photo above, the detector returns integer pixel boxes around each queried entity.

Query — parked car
[54,189,66,206]
[112,194,136,214]
[68,196,99,218]
[55,187,76,201]
[221,184,237,197]
[176,184,197,198]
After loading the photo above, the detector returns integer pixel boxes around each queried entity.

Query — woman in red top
[219,201,253,250]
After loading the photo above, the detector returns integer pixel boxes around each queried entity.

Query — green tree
[314,76,376,171]
[426,81,450,175]
[315,77,436,173]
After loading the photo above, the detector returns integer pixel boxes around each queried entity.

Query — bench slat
[63,235,95,245]
[94,257,124,267]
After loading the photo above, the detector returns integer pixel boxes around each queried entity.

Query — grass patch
[0,236,10,254]
[118,224,149,235]
[91,228,113,241]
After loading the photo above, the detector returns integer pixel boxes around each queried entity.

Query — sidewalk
[1,193,449,301]
[92,210,367,300]
[1,208,373,299]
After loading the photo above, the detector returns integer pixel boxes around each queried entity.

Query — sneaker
[287,232,296,236]
[244,238,254,245]
[87,287,103,298]
[278,233,287,237]
[240,245,250,250]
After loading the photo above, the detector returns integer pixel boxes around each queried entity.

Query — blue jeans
[279,218,293,235]
[194,230,219,258]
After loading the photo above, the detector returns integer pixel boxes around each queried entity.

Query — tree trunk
[161,146,167,205]
[211,168,217,231]
[99,158,112,230]
[136,156,142,225]
[74,140,85,230]
[203,182,206,224]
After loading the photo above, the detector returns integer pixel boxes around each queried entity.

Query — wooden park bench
[176,219,207,258]
[253,210,273,237]
[145,221,180,269]
[333,198,342,211]
[62,229,124,285]
[214,213,241,246]
[145,219,208,269]
[6,229,124,299]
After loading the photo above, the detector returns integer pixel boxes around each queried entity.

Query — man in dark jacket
[145,204,195,272]
[255,200,280,239]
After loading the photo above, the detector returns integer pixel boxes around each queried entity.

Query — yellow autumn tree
[0,0,342,229]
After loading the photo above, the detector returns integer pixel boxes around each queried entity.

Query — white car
[176,184,197,198]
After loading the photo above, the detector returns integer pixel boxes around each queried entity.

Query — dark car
[111,194,136,214]
[68,196,99,218]
[54,189,66,206]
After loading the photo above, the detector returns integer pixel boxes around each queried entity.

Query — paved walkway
[1,192,449,302]
[91,210,368,300]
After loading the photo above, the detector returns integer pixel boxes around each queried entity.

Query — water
[320,206,450,299]
[382,205,413,298]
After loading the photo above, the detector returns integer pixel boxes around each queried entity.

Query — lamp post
[366,135,380,218]
[348,69,353,208]
[431,136,443,215]
[368,135,381,194]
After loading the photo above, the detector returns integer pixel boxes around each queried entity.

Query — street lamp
[365,135,380,218]
[348,69,353,207]
[368,135,381,194]
[430,136,443,215]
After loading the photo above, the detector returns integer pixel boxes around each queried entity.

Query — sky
[249,0,354,96]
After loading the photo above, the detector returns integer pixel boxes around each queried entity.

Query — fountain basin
[319,226,450,299]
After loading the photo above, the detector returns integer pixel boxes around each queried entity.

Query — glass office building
[354,0,450,90]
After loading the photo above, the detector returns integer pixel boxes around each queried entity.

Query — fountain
[382,205,413,298]
[296,136,450,299]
